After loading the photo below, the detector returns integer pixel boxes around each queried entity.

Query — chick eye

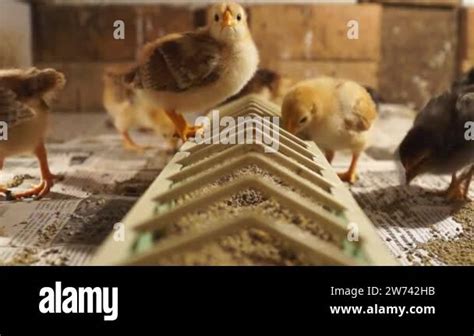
[299,117,308,124]
[237,14,242,21]
[214,14,219,22]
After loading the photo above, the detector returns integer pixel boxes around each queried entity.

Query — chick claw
[14,177,54,200]
[337,171,357,184]
[437,171,472,202]
[445,185,470,202]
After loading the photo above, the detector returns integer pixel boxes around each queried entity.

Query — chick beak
[221,9,234,29]
[404,161,419,185]
[403,152,430,185]
[283,119,295,134]
[405,168,416,186]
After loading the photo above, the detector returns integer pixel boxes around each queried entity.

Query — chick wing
[0,68,65,101]
[412,90,474,165]
[132,31,223,92]
[0,86,35,128]
[337,81,377,132]
[452,68,474,94]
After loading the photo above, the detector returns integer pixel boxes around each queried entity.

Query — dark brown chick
[399,88,474,201]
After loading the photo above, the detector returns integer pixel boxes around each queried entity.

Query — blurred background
[2,0,474,112]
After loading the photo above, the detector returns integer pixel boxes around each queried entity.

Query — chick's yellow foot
[14,176,54,200]
[165,110,204,141]
[337,153,360,184]
[338,171,357,184]
[15,142,55,200]
[174,124,204,141]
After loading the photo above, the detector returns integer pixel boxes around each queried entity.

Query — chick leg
[325,150,335,164]
[165,110,203,141]
[15,143,55,199]
[121,131,151,153]
[460,166,473,200]
[337,153,360,184]
[436,173,459,197]
[0,157,7,194]
[442,171,471,202]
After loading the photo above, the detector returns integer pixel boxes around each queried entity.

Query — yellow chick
[125,2,259,140]
[0,68,65,199]
[103,64,174,152]
[282,77,377,183]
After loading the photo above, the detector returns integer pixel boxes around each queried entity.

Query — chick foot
[338,171,357,184]
[166,110,203,141]
[434,173,459,198]
[337,153,360,184]
[14,142,55,200]
[435,171,472,202]
[457,166,473,201]
[14,177,54,200]
[445,184,470,202]
[174,125,204,141]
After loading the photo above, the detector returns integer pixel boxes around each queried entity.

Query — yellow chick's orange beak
[221,9,234,28]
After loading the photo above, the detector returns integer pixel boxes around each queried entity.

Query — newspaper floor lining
[0,107,472,266]
[0,114,175,265]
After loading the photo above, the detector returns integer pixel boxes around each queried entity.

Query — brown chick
[0,68,65,199]
[124,2,259,141]
[103,64,174,152]
[282,77,377,183]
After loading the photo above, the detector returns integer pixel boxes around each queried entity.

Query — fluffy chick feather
[452,67,474,94]
[0,67,65,199]
[282,77,377,183]
[224,68,294,106]
[124,2,259,140]
[103,64,175,152]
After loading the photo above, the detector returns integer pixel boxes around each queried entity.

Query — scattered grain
[415,202,474,265]
[159,188,338,248]
[157,227,309,266]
